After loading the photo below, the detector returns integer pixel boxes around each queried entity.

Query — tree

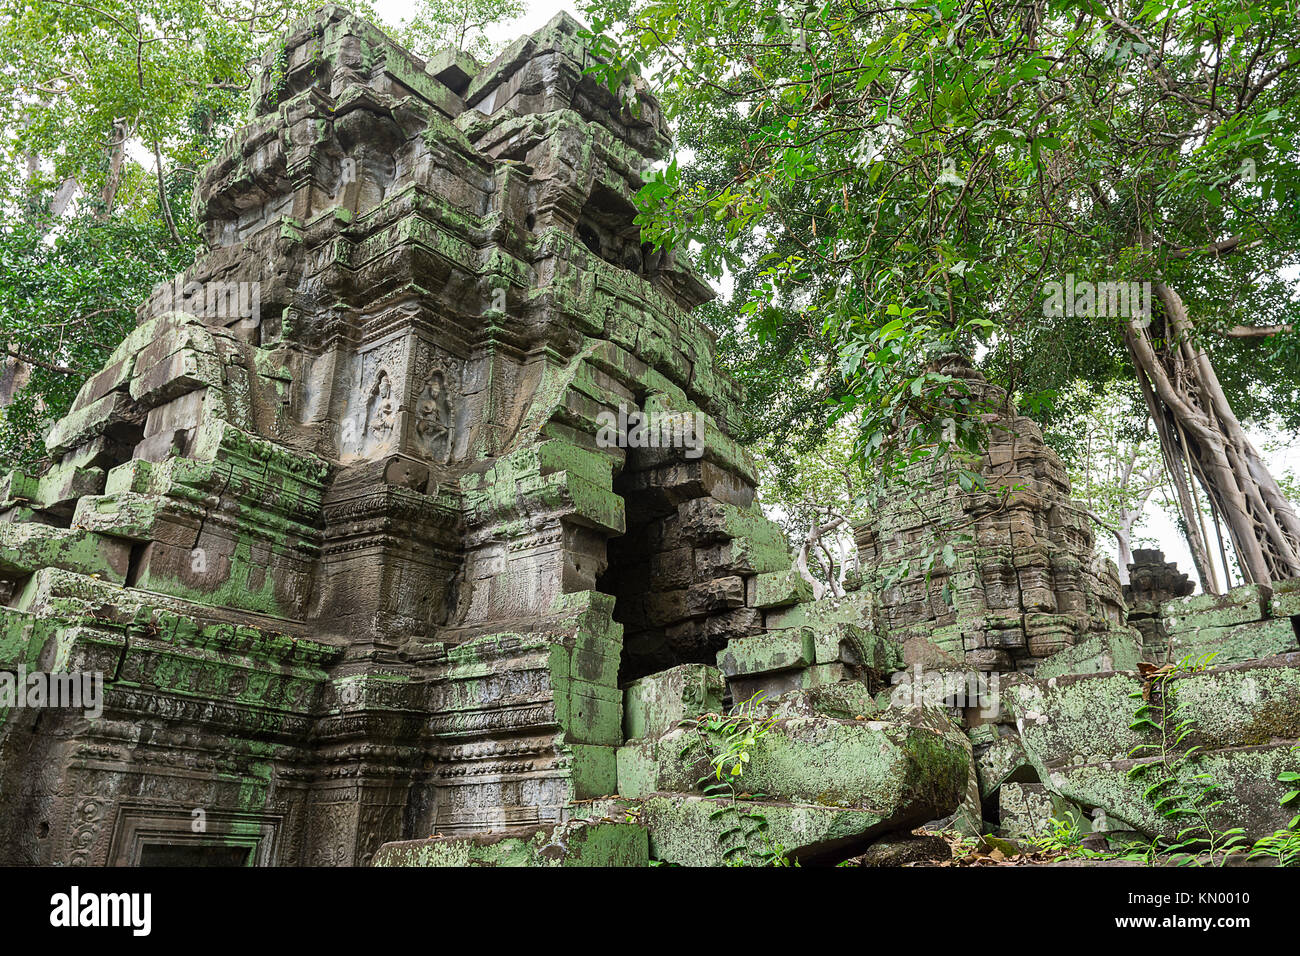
[0,0,374,469]
[753,418,871,599]
[396,0,524,62]
[0,217,195,467]
[0,0,349,225]
[581,0,1300,588]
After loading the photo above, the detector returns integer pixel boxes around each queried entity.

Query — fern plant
[1125,652,1249,866]
[1247,749,1300,867]
[1029,812,1085,856]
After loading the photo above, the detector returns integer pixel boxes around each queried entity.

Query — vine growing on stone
[678,692,794,866]
[1126,652,1250,866]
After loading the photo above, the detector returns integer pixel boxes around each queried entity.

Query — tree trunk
[21,98,79,229]
[1129,352,1221,592]
[1114,508,1136,584]
[49,177,78,220]
[101,118,131,216]
[794,514,846,600]
[1124,283,1300,589]
[793,536,825,601]
[152,138,182,245]
[1086,507,1135,584]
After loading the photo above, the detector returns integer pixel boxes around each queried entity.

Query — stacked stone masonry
[0,6,769,864]
[853,357,1135,675]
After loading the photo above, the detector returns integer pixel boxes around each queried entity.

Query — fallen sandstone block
[975,730,1035,800]
[617,711,970,810]
[622,663,724,740]
[372,820,649,867]
[1167,618,1298,665]
[1007,654,1300,839]
[1162,583,1271,632]
[635,794,928,866]
[751,681,879,721]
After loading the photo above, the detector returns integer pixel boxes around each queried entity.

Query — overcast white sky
[372,0,570,38]
[366,0,1297,591]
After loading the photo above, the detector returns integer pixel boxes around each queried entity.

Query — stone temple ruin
[855,355,1134,675]
[1,7,1297,866]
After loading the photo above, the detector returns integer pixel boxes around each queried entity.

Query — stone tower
[854,356,1138,675]
[0,7,795,864]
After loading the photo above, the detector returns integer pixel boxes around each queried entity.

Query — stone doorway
[599,436,771,686]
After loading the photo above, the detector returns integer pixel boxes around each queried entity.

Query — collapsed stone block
[752,681,879,721]
[1007,654,1300,840]
[622,663,724,740]
[612,699,970,864]
[1269,576,1300,618]
[998,783,1090,841]
[1167,619,1299,665]
[1034,629,1142,679]
[974,729,1036,801]
[0,525,131,585]
[717,628,815,680]
[747,568,813,609]
[636,795,921,867]
[618,711,969,807]
[372,820,648,867]
[1163,583,1271,632]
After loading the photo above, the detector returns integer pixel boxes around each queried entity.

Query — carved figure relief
[414,370,453,464]
[365,370,396,448]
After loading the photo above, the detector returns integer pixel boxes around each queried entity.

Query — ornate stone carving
[0,8,789,866]
[414,370,453,464]
[365,369,396,447]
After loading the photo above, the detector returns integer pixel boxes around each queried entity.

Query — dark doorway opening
[136,842,253,866]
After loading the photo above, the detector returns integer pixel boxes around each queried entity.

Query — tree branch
[1224,323,1292,338]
